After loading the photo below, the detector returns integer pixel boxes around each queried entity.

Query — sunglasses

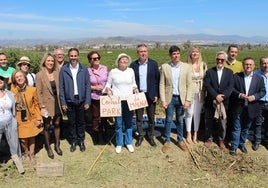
[90,57,100,61]
[21,63,30,67]
[216,58,225,62]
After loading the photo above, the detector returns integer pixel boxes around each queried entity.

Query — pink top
[88,64,108,100]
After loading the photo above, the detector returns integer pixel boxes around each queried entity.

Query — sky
[1,0,267,40]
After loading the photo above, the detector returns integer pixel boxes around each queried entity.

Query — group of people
[202,45,268,157]
[0,44,268,174]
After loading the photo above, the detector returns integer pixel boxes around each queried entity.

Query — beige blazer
[35,68,62,116]
[159,62,193,105]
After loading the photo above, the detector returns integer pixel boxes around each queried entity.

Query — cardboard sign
[126,92,148,111]
[100,95,121,117]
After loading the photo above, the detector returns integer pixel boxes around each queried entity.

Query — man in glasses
[54,48,68,70]
[17,56,36,86]
[203,51,234,149]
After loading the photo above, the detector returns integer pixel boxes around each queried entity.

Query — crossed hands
[240,93,255,102]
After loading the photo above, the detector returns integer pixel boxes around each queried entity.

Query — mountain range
[1,33,268,48]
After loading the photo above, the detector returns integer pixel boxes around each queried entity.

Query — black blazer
[231,72,266,119]
[204,67,234,109]
[130,58,160,102]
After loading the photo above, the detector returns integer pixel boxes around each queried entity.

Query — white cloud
[0,13,89,22]
[0,19,194,39]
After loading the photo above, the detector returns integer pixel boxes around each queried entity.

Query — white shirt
[138,60,148,92]
[27,72,36,86]
[105,67,137,100]
[244,72,253,96]
[217,67,223,84]
[171,62,180,95]
[70,63,79,95]
[0,93,13,126]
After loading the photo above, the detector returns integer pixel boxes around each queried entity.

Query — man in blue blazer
[203,51,234,149]
[59,48,91,152]
[130,44,160,147]
[229,57,266,156]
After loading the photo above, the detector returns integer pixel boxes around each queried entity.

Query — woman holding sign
[104,53,138,154]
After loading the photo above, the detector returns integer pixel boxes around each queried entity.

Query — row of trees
[2,43,268,74]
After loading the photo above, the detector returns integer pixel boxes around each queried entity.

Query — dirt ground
[1,119,268,188]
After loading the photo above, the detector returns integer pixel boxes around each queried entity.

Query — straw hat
[17,56,32,67]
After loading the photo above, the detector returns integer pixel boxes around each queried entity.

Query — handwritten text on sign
[100,95,121,117]
[126,92,148,111]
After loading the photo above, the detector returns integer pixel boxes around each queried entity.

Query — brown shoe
[161,142,170,153]
[204,140,213,148]
[178,141,187,151]
[218,141,226,149]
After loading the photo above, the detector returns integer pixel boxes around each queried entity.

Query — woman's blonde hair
[11,70,29,86]
[187,46,203,64]
[187,46,206,74]
[39,53,58,71]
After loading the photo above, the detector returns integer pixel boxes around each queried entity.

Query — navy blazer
[59,62,91,106]
[130,58,160,102]
[231,72,266,119]
[204,67,234,109]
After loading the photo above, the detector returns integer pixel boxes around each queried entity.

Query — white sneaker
[126,144,134,153]
[115,146,122,154]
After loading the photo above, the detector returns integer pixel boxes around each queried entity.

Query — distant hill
[1,34,268,48]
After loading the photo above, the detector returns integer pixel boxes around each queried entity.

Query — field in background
[2,46,268,73]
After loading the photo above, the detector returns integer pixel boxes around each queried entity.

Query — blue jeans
[115,101,133,146]
[164,95,184,142]
[231,108,253,150]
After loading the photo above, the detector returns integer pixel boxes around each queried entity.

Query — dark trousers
[252,102,268,144]
[135,93,156,139]
[205,107,227,141]
[91,99,107,132]
[67,101,86,144]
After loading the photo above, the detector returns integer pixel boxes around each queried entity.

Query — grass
[1,121,268,188]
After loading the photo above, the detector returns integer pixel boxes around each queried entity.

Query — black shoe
[47,149,54,159]
[79,142,86,152]
[148,138,157,147]
[229,149,237,156]
[252,143,259,151]
[45,145,54,159]
[70,142,77,152]
[135,137,143,147]
[54,146,63,156]
[239,146,248,154]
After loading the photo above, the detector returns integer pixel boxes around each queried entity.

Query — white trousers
[185,93,203,132]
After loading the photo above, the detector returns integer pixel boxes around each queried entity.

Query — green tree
[183,40,192,50]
